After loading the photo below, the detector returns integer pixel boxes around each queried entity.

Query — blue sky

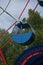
[0,0,43,33]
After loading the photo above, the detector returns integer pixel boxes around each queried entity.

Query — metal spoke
[0,6,19,22]
[0,0,12,16]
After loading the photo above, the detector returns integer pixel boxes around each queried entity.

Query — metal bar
[0,7,19,22]
[0,0,12,16]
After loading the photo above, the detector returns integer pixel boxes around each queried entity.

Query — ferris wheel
[0,0,43,65]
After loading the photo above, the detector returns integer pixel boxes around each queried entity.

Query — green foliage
[0,29,26,65]
[22,18,26,22]
[27,9,43,46]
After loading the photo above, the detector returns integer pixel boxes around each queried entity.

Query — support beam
[0,49,7,65]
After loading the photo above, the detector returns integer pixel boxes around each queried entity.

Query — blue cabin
[11,22,35,45]
[38,0,43,7]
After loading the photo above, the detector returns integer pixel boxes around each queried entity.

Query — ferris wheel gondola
[14,44,43,65]
[38,0,43,7]
[11,21,35,45]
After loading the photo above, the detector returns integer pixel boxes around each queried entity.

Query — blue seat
[12,32,35,45]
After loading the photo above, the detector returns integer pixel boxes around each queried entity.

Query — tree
[27,9,43,46]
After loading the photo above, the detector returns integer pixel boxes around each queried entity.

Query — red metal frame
[0,49,7,65]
